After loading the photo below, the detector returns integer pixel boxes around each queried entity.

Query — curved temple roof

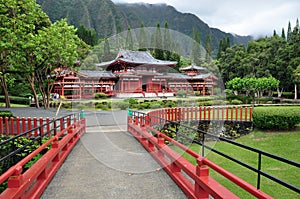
[96,50,177,68]
[179,64,207,71]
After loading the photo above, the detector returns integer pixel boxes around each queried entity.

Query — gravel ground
[1,107,77,118]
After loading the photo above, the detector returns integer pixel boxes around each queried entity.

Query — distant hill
[36,0,129,37]
[36,0,252,56]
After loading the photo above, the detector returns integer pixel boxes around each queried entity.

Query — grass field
[0,103,28,107]
[174,129,300,198]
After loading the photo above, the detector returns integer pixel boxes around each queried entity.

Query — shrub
[198,101,213,106]
[0,96,30,105]
[117,101,129,110]
[62,102,72,109]
[0,111,13,118]
[230,99,243,105]
[177,90,187,98]
[165,101,176,108]
[95,103,108,110]
[74,103,86,110]
[140,102,151,109]
[253,106,300,130]
[94,92,107,99]
[224,89,234,95]
[226,95,252,104]
[150,103,163,109]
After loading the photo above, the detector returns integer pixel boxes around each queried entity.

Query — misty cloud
[112,0,299,36]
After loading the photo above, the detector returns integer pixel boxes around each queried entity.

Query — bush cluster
[0,96,30,105]
[0,135,50,193]
[253,106,300,130]
[94,92,107,99]
[0,111,13,118]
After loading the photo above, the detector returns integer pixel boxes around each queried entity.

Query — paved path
[32,109,187,199]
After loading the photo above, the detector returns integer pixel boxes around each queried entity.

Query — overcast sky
[112,0,299,37]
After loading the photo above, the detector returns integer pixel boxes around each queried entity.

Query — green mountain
[36,0,252,54]
[118,3,252,51]
[36,0,129,37]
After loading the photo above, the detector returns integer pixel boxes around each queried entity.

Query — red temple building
[52,50,218,99]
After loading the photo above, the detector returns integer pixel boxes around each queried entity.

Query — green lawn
[174,130,300,198]
[0,103,28,107]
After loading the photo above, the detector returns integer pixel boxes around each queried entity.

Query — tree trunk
[1,74,10,108]
[295,84,298,100]
[27,75,40,108]
[277,88,283,98]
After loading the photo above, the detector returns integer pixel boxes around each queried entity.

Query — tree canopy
[218,19,300,97]
[0,0,90,108]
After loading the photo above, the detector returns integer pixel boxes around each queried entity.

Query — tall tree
[281,28,286,40]
[76,25,98,46]
[116,25,122,50]
[287,21,292,41]
[205,34,212,63]
[288,19,300,99]
[150,32,155,51]
[155,23,164,60]
[164,21,171,60]
[34,19,79,108]
[294,65,300,99]
[191,28,202,65]
[226,37,231,49]
[0,0,51,107]
[217,39,223,59]
[125,26,133,50]
[139,23,147,51]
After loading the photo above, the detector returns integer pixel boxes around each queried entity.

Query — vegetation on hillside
[217,20,300,98]
[36,0,252,56]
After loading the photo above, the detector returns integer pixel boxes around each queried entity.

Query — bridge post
[140,116,144,127]
[157,135,165,158]
[145,115,150,126]
[7,166,23,189]
[195,158,210,198]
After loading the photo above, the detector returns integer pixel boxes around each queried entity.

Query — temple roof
[190,73,217,79]
[78,70,116,79]
[96,50,177,69]
[179,64,207,71]
[158,73,217,80]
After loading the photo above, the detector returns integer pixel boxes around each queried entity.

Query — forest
[217,20,300,98]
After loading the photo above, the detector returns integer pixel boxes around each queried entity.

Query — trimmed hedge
[0,111,13,118]
[253,106,300,130]
[0,96,30,105]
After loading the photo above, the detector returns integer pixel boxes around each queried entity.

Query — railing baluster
[257,153,262,189]
[0,117,3,135]
[10,117,14,136]
[34,117,38,137]
[16,117,20,135]
[5,117,9,136]
[39,117,44,136]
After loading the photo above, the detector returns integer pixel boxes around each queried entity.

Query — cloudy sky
[112,0,299,37]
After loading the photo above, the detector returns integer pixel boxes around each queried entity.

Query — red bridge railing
[0,116,71,137]
[128,106,276,199]
[0,114,86,198]
[146,106,252,124]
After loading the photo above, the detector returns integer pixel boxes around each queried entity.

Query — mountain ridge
[36,0,252,55]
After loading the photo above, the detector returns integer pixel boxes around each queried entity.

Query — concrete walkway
[36,110,187,199]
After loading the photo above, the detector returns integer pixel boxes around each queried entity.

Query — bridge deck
[40,110,186,199]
